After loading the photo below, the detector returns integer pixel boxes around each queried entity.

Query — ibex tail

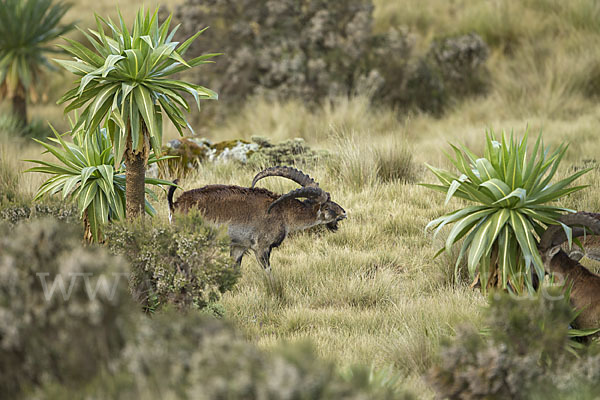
[167,179,179,223]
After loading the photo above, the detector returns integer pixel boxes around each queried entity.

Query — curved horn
[539,212,600,250]
[267,187,328,213]
[251,166,319,188]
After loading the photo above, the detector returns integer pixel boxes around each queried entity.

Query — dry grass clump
[324,130,417,190]
[0,118,49,205]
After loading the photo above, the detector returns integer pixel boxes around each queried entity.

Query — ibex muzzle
[168,166,346,272]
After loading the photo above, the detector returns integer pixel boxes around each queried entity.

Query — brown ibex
[539,212,600,331]
[167,166,346,272]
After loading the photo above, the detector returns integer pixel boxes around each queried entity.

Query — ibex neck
[551,251,593,283]
[286,200,321,231]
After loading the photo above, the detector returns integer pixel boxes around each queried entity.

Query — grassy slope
[4,0,600,396]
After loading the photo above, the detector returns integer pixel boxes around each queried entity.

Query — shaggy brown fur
[541,247,600,330]
[168,181,346,272]
[540,212,600,333]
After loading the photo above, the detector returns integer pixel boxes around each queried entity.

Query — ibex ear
[549,246,561,258]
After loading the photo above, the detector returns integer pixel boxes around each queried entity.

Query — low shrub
[429,290,600,400]
[172,0,489,114]
[0,221,413,400]
[0,218,133,398]
[105,212,239,312]
[0,201,78,225]
[246,136,328,168]
[49,311,413,399]
[428,33,490,99]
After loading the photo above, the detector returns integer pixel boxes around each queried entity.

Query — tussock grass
[325,128,417,191]
[0,122,49,203]
[207,95,401,144]
[373,136,417,183]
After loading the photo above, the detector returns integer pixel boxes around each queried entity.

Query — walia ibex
[539,212,600,331]
[167,166,346,272]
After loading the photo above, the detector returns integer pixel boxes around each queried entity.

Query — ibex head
[251,166,346,231]
[539,212,600,274]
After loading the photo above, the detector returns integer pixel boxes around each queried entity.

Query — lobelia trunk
[124,123,150,219]
[11,81,28,127]
[83,209,93,243]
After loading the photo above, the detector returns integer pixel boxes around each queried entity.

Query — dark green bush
[401,33,489,115]
[105,212,239,312]
[428,33,490,99]
[429,291,600,400]
[174,0,377,103]
[403,59,446,115]
[172,0,489,114]
[0,219,133,398]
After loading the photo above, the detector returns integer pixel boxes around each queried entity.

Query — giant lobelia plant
[424,131,590,294]
[26,119,171,242]
[0,0,74,126]
[54,7,218,218]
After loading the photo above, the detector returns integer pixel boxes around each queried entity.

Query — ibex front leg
[230,245,247,268]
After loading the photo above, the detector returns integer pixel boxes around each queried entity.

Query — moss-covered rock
[154,137,214,178]
[157,136,327,178]
[45,311,412,399]
[211,139,259,164]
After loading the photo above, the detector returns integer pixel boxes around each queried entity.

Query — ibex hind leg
[254,230,285,274]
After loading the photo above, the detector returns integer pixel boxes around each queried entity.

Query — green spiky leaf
[425,130,590,294]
